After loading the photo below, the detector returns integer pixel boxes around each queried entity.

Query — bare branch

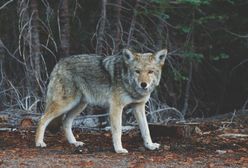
[225,29,248,38]
[0,0,14,10]
[148,107,184,121]
[230,59,248,74]
[242,97,248,112]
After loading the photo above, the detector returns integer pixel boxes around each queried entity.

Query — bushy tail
[47,115,63,134]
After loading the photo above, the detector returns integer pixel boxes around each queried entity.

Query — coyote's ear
[123,49,134,63]
[155,49,168,65]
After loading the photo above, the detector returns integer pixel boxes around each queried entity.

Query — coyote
[35,48,167,153]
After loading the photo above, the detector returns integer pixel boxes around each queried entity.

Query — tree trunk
[113,0,122,53]
[18,0,34,103]
[18,0,42,111]
[30,0,42,95]
[127,0,140,48]
[96,0,107,55]
[58,0,70,58]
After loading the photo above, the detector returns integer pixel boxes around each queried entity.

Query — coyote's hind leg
[63,100,87,147]
[35,96,81,147]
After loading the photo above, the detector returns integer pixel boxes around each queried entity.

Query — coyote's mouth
[135,85,151,96]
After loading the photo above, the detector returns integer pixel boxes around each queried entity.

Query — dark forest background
[0,0,248,124]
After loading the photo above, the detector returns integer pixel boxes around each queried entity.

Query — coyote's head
[122,48,167,96]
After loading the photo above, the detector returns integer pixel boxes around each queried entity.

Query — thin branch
[0,39,25,65]
[148,107,184,121]
[0,0,14,10]
[241,97,248,112]
[230,59,248,74]
[224,29,248,38]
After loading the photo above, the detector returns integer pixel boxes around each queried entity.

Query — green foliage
[172,69,188,81]
[142,0,170,19]
[176,0,211,6]
[182,51,204,63]
[225,0,235,4]
[139,8,170,19]
[196,15,228,25]
[178,25,192,34]
[149,0,170,5]
[212,53,230,61]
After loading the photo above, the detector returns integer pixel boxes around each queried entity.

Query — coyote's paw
[115,148,128,154]
[145,142,160,150]
[36,141,47,148]
[72,141,84,147]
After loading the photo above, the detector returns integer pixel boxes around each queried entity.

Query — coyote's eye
[135,70,140,74]
[148,70,154,74]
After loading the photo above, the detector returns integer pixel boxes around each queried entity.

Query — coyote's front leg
[133,103,160,150]
[109,101,128,154]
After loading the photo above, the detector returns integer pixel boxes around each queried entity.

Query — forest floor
[0,113,248,168]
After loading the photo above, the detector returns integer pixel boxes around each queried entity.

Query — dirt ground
[0,119,248,168]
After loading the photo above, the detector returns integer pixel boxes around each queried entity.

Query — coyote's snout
[35,48,167,153]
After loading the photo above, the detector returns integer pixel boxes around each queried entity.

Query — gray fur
[35,49,167,153]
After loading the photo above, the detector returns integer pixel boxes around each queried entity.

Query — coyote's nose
[140,82,147,89]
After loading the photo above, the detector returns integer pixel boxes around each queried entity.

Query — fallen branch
[219,133,248,138]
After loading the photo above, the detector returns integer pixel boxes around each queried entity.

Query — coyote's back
[36,49,167,153]
[46,55,112,107]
